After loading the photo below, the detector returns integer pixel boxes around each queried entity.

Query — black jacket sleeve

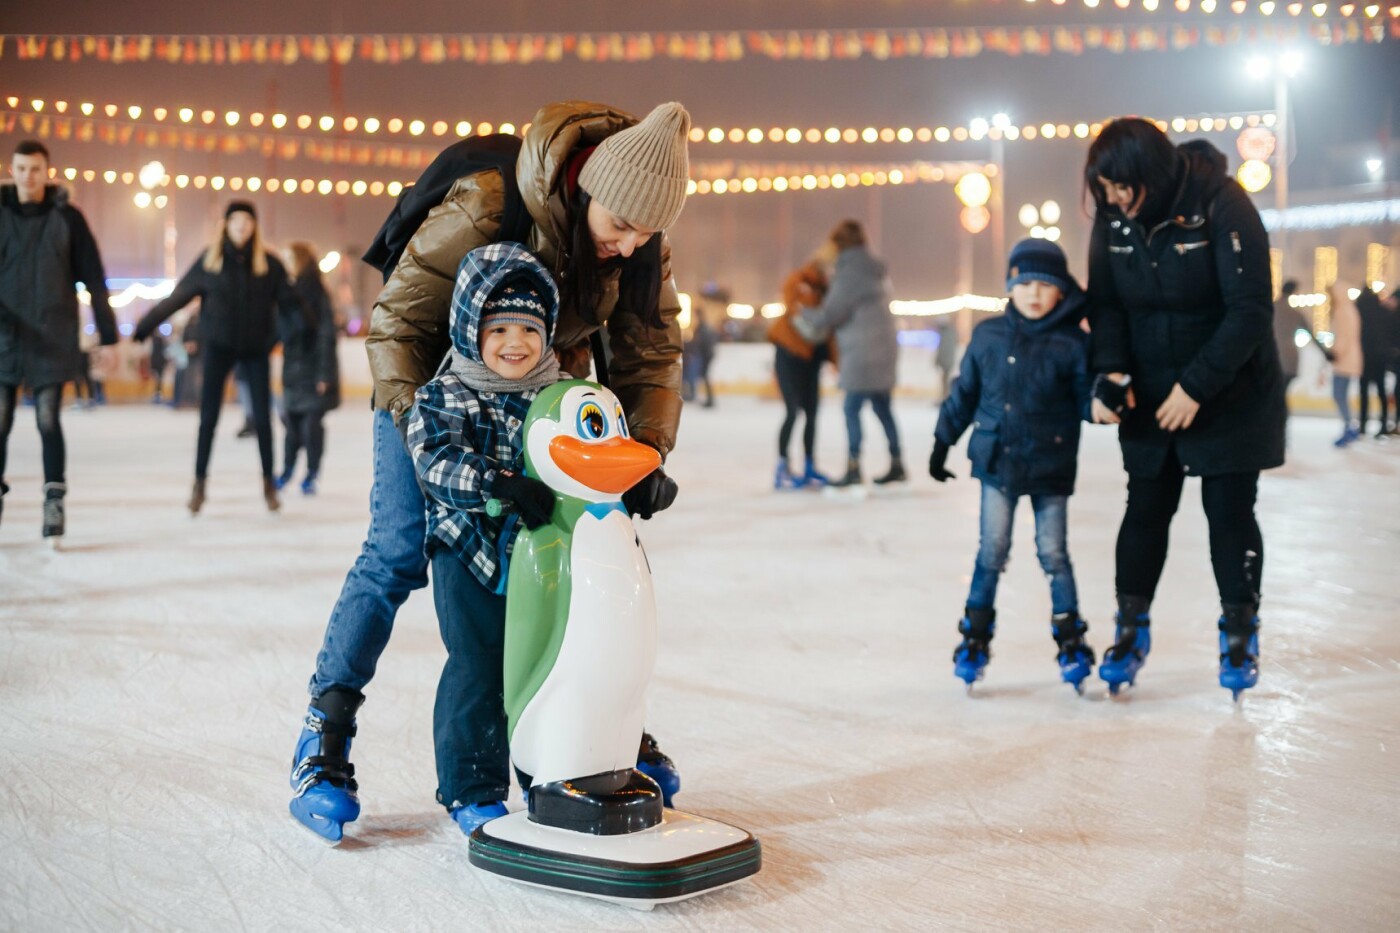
[64,205,117,345]
[1086,218,1131,375]
[1177,182,1274,404]
[934,328,983,447]
[135,258,205,342]
[315,295,338,386]
[272,259,311,348]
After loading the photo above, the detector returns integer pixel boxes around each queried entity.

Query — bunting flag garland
[0,19,1393,66]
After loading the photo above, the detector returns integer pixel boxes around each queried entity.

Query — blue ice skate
[1100,597,1151,696]
[288,688,364,845]
[774,457,803,491]
[1051,612,1096,695]
[635,732,680,807]
[796,459,831,489]
[451,801,509,836]
[952,608,996,693]
[1218,605,1260,703]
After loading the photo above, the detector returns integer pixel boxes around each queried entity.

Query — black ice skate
[42,482,65,549]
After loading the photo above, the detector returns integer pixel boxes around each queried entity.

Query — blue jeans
[308,409,430,697]
[967,482,1078,615]
[1332,374,1355,428]
[843,391,901,460]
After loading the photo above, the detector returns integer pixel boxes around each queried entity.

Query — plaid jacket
[407,242,560,592]
[408,378,538,591]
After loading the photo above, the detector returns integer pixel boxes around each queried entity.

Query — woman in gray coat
[797,220,904,486]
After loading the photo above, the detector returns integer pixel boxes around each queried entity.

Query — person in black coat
[0,140,117,544]
[929,238,1095,691]
[276,242,341,495]
[1084,119,1285,699]
[135,201,303,515]
[1354,286,1393,436]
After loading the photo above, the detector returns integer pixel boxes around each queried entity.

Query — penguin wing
[502,525,573,741]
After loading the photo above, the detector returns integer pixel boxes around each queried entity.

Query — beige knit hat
[579,102,691,231]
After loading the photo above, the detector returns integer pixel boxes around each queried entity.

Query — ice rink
[2,397,1398,930]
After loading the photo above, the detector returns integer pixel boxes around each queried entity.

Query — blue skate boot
[797,458,831,489]
[1099,596,1151,695]
[774,457,803,490]
[289,688,364,845]
[952,607,996,693]
[635,732,680,807]
[450,801,509,836]
[1218,603,1260,703]
[1051,611,1096,695]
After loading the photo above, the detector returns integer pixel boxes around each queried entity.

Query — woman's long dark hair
[1082,117,1179,224]
[560,188,665,330]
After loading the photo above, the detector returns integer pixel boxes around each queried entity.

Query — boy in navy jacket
[929,239,1095,692]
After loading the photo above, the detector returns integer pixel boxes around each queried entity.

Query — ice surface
[2,400,1398,930]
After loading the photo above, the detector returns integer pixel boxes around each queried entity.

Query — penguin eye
[615,404,629,438]
[576,402,608,440]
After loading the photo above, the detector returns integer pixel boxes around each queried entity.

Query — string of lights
[42,159,990,201]
[5,95,1275,150]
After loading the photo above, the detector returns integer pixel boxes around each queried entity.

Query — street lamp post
[1248,51,1302,279]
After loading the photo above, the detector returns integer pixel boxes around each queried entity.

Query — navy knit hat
[224,199,257,221]
[481,275,549,335]
[1006,238,1073,293]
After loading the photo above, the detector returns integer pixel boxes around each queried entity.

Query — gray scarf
[447,347,561,394]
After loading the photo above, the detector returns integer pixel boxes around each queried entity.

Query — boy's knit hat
[481,275,550,335]
[579,102,691,231]
[1007,237,1074,293]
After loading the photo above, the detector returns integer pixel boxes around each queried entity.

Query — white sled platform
[469,808,761,908]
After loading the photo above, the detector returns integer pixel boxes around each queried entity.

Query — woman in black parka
[135,201,303,515]
[1084,119,1285,700]
[276,242,341,495]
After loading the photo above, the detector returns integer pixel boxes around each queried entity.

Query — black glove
[492,470,555,529]
[928,440,956,482]
[1092,374,1132,415]
[622,467,678,520]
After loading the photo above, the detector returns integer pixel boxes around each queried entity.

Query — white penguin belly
[512,510,657,786]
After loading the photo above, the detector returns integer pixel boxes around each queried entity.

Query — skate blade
[46,536,63,552]
[289,807,345,847]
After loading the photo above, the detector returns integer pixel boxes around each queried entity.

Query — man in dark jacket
[0,140,116,545]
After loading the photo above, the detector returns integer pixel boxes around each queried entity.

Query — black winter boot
[873,457,907,485]
[0,480,8,530]
[830,458,862,488]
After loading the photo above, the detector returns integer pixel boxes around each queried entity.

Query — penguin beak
[549,435,661,494]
